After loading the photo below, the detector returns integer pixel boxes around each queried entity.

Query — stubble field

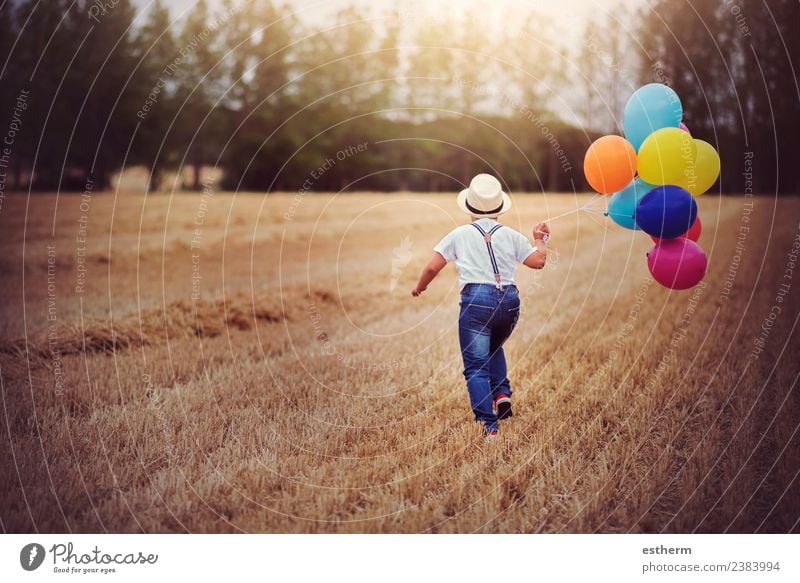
[1,191,799,533]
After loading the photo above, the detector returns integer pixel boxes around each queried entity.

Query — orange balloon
[583,135,638,194]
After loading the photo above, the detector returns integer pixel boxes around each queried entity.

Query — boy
[412,174,549,441]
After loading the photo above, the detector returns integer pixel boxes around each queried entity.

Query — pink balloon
[647,239,707,290]
[679,122,691,135]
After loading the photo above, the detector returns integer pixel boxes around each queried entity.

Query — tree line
[0,0,797,194]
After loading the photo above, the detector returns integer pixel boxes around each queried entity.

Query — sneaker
[493,394,513,420]
[484,428,499,443]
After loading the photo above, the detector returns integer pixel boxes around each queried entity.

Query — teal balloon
[623,84,683,151]
[607,178,656,230]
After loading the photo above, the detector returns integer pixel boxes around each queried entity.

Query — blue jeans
[458,284,521,431]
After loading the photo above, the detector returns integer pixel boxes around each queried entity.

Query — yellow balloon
[637,127,697,188]
[685,139,721,196]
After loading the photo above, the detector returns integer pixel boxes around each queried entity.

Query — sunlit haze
[135,0,644,48]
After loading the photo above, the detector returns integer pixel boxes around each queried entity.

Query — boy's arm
[412,252,447,297]
[523,222,549,270]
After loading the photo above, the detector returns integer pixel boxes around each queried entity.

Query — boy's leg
[488,298,519,403]
[488,345,512,399]
[459,310,498,432]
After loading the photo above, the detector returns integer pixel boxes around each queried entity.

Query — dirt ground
[1,191,798,533]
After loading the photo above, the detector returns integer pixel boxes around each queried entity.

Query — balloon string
[582,210,608,228]
[541,196,607,222]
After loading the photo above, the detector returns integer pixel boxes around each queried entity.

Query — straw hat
[457,174,512,217]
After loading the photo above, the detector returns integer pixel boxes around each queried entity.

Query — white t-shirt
[434,218,537,289]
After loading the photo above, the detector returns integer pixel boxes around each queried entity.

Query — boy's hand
[534,222,550,241]
[412,253,446,298]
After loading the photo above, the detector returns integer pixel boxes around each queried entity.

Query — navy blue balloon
[635,185,697,239]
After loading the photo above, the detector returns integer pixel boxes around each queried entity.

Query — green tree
[12,0,76,189]
[133,0,179,192]
[0,1,21,187]
[218,0,297,190]
[637,0,800,194]
[575,20,605,133]
[739,0,800,193]
[173,0,224,190]
[66,0,139,189]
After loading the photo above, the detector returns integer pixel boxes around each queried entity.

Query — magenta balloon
[647,239,707,290]
[679,122,691,135]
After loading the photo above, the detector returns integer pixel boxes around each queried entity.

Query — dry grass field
[1,191,799,533]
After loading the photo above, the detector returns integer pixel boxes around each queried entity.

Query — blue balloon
[607,178,657,230]
[635,185,698,239]
[623,84,683,152]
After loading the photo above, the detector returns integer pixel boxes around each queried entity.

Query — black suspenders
[471,222,504,289]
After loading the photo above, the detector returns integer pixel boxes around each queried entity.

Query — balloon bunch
[583,83,720,290]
